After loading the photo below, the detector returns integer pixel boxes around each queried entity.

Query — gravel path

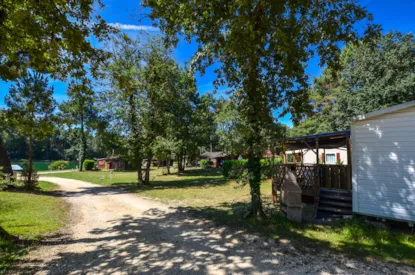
[14,177,414,275]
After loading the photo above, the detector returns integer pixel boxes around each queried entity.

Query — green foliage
[0,0,113,81]
[49,160,69,170]
[223,158,282,180]
[260,158,282,180]
[199,159,213,169]
[59,81,98,171]
[223,160,247,179]
[0,167,11,191]
[20,160,39,189]
[144,0,378,216]
[292,31,415,134]
[5,71,56,189]
[82,159,95,171]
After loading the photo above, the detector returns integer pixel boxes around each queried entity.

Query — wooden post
[314,137,320,209]
[283,143,287,164]
[346,134,352,192]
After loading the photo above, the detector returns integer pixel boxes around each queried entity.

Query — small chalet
[96,157,135,171]
[199,151,229,168]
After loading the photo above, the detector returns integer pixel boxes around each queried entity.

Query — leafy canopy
[0,0,113,81]
[290,31,415,135]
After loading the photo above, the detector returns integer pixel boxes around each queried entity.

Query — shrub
[82,159,95,171]
[200,159,213,168]
[223,158,282,180]
[49,160,69,170]
[223,159,248,179]
[260,157,282,180]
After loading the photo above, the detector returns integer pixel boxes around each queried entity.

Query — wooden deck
[272,164,351,200]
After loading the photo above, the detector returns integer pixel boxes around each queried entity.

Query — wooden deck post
[346,134,352,192]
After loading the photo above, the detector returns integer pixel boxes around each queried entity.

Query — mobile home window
[325,153,336,163]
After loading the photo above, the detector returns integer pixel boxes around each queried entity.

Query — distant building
[199,151,230,168]
[96,157,135,171]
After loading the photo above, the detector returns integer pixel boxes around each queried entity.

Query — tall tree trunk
[167,155,171,174]
[137,158,143,185]
[177,155,182,173]
[144,152,152,185]
[27,135,34,190]
[79,113,86,171]
[0,136,12,174]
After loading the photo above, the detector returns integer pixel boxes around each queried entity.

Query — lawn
[43,167,415,265]
[0,181,67,272]
[43,167,273,207]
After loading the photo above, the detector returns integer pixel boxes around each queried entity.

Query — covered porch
[272,130,352,217]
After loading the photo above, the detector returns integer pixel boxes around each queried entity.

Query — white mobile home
[351,101,415,222]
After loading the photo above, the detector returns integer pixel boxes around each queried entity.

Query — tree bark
[27,135,34,190]
[144,152,152,185]
[137,158,144,185]
[0,136,12,174]
[167,155,171,174]
[78,112,86,172]
[0,225,18,242]
[247,151,265,218]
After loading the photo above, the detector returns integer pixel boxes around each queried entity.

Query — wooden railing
[320,165,351,191]
[272,164,351,196]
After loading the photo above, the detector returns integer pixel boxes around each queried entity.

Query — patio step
[318,206,353,215]
[320,194,352,202]
[316,188,353,219]
[319,200,352,208]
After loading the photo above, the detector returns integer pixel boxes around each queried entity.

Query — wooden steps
[316,188,352,219]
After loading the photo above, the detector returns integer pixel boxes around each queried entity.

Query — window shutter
[321,153,325,162]
[336,153,340,161]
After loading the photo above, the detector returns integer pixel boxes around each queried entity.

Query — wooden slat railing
[272,164,351,195]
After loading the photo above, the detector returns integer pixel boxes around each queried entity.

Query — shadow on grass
[110,168,227,190]
[184,202,415,265]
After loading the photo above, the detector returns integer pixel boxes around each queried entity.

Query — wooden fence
[273,164,351,196]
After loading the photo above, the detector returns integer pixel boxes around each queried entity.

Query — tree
[0,110,12,175]
[60,81,97,171]
[144,0,379,217]
[100,33,146,183]
[0,0,112,81]
[291,31,415,134]
[5,71,56,189]
[215,99,246,156]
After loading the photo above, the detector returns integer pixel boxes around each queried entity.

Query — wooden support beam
[346,134,352,192]
[283,143,287,164]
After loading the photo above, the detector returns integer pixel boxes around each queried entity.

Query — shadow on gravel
[15,205,414,275]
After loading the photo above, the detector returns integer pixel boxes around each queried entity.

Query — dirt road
[15,177,414,274]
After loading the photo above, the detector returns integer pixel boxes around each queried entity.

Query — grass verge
[43,168,415,265]
[0,181,67,273]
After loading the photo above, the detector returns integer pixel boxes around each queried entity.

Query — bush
[200,159,213,168]
[82,159,95,171]
[223,158,282,180]
[260,158,282,180]
[223,160,247,179]
[49,160,69,170]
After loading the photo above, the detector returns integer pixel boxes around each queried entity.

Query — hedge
[49,160,69,170]
[200,159,213,168]
[223,158,282,180]
[82,159,95,171]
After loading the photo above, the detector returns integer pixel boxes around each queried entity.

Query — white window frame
[325,153,336,164]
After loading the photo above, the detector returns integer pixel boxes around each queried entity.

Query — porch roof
[285,130,350,150]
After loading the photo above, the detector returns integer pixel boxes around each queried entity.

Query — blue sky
[1,0,415,127]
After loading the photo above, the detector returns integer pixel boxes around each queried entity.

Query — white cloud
[108,22,159,32]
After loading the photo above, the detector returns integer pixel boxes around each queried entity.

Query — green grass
[0,181,67,272]
[43,167,415,265]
